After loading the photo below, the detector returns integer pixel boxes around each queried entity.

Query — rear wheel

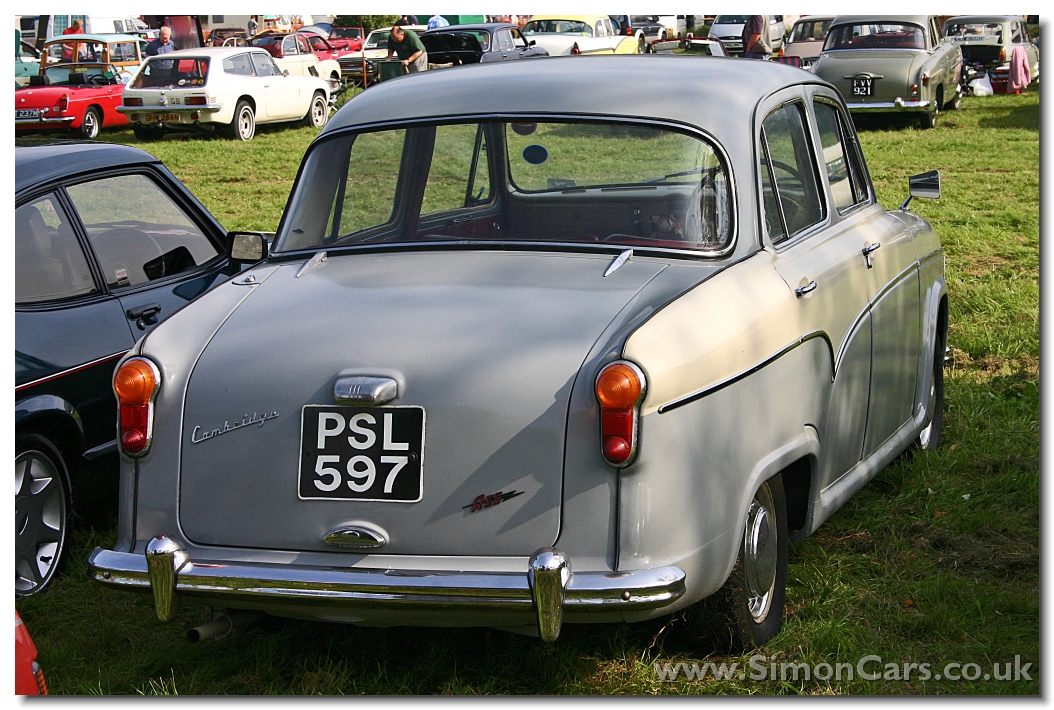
[79,106,101,139]
[915,333,945,450]
[302,91,328,128]
[637,35,646,54]
[920,88,942,129]
[228,100,255,141]
[946,89,963,111]
[683,474,788,652]
[15,435,70,596]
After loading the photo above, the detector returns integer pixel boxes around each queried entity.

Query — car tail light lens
[999,47,1006,62]
[921,72,929,86]
[186,96,207,105]
[595,361,646,467]
[625,27,633,36]
[57,94,68,112]
[571,45,581,55]
[114,357,161,457]
[124,97,143,106]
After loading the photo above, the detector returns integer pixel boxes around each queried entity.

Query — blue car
[15,141,247,595]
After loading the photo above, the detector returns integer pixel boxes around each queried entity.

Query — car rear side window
[66,174,219,290]
[813,101,869,211]
[251,52,278,76]
[16,194,97,304]
[223,53,254,75]
[760,103,824,244]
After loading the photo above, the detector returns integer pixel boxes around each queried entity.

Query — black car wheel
[915,333,945,451]
[79,106,101,139]
[228,100,256,141]
[303,91,329,128]
[680,473,788,652]
[920,88,941,129]
[15,436,70,596]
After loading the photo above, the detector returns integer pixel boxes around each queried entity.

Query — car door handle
[127,303,162,329]
[795,280,817,297]
[862,242,881,268]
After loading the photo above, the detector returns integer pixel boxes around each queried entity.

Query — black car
[15,141,252,596]
[420,23,548,66]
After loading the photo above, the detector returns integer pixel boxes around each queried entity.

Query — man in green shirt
[386,25,428,73]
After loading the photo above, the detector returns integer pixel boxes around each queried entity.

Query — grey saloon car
[89,56,948,649]
[813,15,964,129]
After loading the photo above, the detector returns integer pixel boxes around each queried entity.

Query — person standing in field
[386,24,428,73]
[60,18,84,62]
[428,14,450,30]
[247,15,258,36]
[741,15,772,60]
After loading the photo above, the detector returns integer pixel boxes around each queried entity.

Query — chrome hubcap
[15,451,66,595]
[743,485,777,622]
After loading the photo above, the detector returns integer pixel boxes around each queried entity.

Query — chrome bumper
[88,539,686,642]
[846,98,932,113]
[115,105,223,114]
[15,116,75,126]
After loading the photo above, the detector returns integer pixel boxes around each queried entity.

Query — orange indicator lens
[596,363,642,409]
[114,359,157,405]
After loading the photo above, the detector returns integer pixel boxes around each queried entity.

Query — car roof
[793,16,835,25]
[944,15,1024,24]
[527,15,607,24]
[830,16,931,28]
[45,33,140,44]
[144,46,270,58]
[324,55,822,141]
[16,142,160,196]
[423,24,518,33]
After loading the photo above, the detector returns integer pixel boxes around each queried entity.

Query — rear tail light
[570,45,581,55]
[57,94,68,112]
[625,27,633,35]
[595,361,646,467]
[999,47,1006,62]
[114,357,161,457]
[186,96,207,105]
[921,72,929,86]
[124,97,143,106]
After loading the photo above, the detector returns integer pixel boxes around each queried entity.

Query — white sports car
[522,15,639,55]
[119,47,333,141]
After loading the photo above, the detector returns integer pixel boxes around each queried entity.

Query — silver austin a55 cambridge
[89,55,948,650]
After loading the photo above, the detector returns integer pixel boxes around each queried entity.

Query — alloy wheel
[15,448,67,595]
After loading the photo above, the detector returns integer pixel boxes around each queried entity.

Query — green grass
[15,85,1039,695]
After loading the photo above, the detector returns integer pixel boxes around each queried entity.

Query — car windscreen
[630,16,660,25]
[791,19,830,42]
[131,56,210,88]
[713,16,749,25]
[275,120,733,255]
[43,63,120,85]
[522,20,591,35]
[364,31,389,49]
[332,28,363,39]
[824,23,926,50]
[944,21,1004,43]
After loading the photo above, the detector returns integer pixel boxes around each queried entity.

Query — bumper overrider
[88,539,686,642]
[845,98,932,113]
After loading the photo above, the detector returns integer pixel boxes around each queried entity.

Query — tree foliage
[333,15,400,32]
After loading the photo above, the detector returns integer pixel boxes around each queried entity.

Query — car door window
[66,174,220,290]
[496,30,514,51]
[422,124,492,214]
[511,29,529,48]
[296,35,311,54]
[283,35,298,55]
[760,103,824,244]
[813,100,869,211]
[223,52,255,75]
[251,52,276,75]
[1011,22,1024,44]
[16,194,97,304]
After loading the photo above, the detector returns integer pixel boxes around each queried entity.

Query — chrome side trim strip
[658,330,834,414]
[87,547,685,613]
[834,261,920,372]
[15,350,128,393]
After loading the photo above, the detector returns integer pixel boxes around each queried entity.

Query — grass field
[15,85,1039,695]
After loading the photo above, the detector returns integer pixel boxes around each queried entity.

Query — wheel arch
[15,395,84,494]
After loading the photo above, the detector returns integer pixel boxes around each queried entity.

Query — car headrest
[67,72,87,84]
[28,74,51,86]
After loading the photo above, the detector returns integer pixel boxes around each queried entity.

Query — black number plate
[299,405,424,502]
[852,77,874,96]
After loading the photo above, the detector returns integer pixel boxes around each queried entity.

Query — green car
[813,15,964,129]
[15,29,40,88]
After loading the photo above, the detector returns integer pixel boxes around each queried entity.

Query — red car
[299,31,359,63]
[15,610,48,695]
[326,26,365,51]
[15,63,128,139]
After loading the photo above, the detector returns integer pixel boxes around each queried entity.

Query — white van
[43,15,145,38]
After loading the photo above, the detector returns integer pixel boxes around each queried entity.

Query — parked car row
[14,52,951,654]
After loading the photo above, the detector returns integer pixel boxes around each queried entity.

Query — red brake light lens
[186,96,207,105]
[595,361,645,467]
[57,94,68,112]
[124,97,143,106]
[114,358,160,457]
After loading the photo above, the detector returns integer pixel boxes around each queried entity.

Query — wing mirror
[282,68,290,76]
[226,231,272,263]
[900,170,940,210]
[528,39,536,46]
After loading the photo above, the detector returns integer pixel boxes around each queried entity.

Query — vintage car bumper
[15,116,76,127]
[845,98,933,113]
[88,540,686,641]
[116,105,224,115]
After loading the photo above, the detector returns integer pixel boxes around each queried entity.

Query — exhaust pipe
[187,611,260,642]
